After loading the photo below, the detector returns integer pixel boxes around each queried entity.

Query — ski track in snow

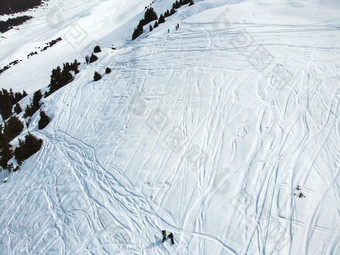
[1,0,340,254]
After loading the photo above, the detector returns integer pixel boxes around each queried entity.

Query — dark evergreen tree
[0,125,13,170]
[14,103,22,114]
[158,15,165,24]
[49,66,62,94]
[154,21,159,28]
[0,89,12,120]
[38,111,50,130]
[173,1,180,9]
[4,116,24,141]
[72,60,80,74]
[14,133,42,165]
[0,139,12,170]
[47,60,80,95]
[138,19,144,28]
[144,8,158,24]
[0,89,27,120]
[189,0,194,6]
[32,90,42,108]
[90,53,98,63]
[0,125,3,147]
[132,22,144,40]
[94,45,101,53]
[24,90,42,118]
[24,104,38,118]
[60,64,73,86]
[149,25,153,32]
[94,72,102,81]
[11,90,27,105]
[105,67,111,74]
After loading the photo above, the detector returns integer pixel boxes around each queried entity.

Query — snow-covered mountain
[1,0,340,254]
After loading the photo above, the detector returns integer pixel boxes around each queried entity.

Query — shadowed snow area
[0,0,340,254]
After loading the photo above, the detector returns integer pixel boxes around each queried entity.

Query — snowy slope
[1,0,340,254]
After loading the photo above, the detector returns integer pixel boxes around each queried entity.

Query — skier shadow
[145,236,163,249]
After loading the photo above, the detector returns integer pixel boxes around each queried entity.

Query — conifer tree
[158,15,165,24]
[14,103,22,114]
[94,45,101,53]
[105,67,111,74]
[94,72,102,81]
[38,111,50,130]
[90,53,98,63]
[4,116,24,141]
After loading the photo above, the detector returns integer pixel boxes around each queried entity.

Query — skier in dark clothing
[168,233,174,245]
[162,230,167,243]
[175,23,179,30]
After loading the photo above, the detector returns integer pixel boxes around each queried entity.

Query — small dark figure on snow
[176,23,179,30]
[162,230,167,243]
[168,233,174,245]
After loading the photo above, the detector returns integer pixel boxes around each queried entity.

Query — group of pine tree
[0,60,81,171]
[46,60,80,96]
[0,44,108,171]
[132,0,194,40]
[0,105,45,171]
[0,0,199,171]
[0,87,51,170]
[0,88,26,120]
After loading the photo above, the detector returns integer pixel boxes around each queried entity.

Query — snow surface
[1,0,340,254]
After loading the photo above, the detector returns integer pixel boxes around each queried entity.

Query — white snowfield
[1,0,340,254]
